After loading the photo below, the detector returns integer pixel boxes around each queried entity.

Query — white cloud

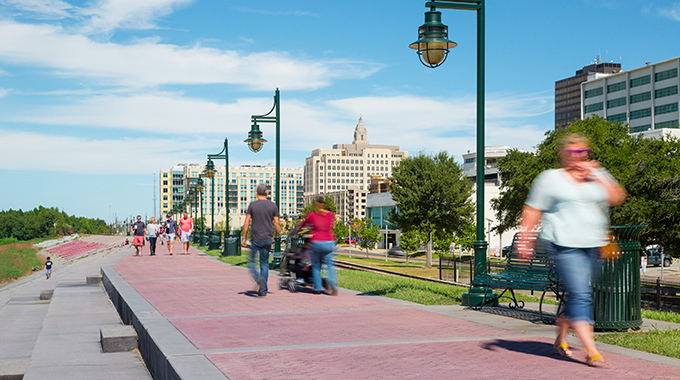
[0,21,381,90]
[76,0,193,34]
[0,129,207,174]
[2,0,74,18]
[658,3,680,21]
[0,88,8,97]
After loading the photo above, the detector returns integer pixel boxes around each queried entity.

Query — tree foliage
[398,229,424,253]
[300,195,337,217]
[356,218,380,253]
[0,206,109,241]
[491,116,680,255]
[389,151,475,266]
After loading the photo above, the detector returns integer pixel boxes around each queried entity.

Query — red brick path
[113,246,680,380]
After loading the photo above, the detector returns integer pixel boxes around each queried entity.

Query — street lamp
[205,159,216,232]
[410,0,492,307]
[245,88,281,253]
[208,138,230,232]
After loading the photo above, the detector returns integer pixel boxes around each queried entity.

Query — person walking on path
[132,215,146,256]
[44,256,53,279]
[164,214,178,255]
[147,217,159,256]
[179,212,193,255]
[516,133,626,367]
[297,196,338,295]
[241,184,280,296]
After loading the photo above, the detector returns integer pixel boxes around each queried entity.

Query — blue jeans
[552,245,602,325]
[249,240,271,293]
[310,241,337,292]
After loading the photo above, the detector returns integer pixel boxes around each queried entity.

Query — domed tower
[352,117,369,144]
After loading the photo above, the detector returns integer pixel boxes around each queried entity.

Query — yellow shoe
[554,342,573,357]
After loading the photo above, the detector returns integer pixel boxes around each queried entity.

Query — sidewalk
[103,243,680,380]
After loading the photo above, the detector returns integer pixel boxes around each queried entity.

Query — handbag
[600,229,621,260]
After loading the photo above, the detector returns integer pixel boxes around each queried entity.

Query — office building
[582,56,680,134]
[555,59,621,129]
[303,118,408,195]
[162,164,303,231]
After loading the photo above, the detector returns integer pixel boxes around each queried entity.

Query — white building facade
[582,56,679,133]
[162,164,303,231]
[303,118,408,195]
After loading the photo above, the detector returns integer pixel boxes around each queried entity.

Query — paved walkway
[103,243,680,380]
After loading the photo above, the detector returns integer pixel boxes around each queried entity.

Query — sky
[1,0,680,223]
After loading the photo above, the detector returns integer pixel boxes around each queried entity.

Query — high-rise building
[555,59,621,129]
[303,118,408,195]
[582,56,680,134]
[161,164,303,230]
[159,163,203,217]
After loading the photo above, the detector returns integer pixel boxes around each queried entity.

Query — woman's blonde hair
[150,217,156,223]
[558,133,590,150]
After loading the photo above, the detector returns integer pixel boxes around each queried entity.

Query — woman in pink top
[298,197,338,295]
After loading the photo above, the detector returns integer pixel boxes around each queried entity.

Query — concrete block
[0,360,28,380]
[86,275,102,285]
[39,290,54,300]
[100,325,138,353]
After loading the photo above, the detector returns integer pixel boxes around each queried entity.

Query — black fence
[641,277,680,311]
[438,254,507,285]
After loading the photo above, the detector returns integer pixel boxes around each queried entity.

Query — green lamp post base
[461,285,498,307]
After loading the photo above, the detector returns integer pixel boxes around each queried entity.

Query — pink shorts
[133,236,144,246]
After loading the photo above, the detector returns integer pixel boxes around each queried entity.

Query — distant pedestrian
[516,133,626,367]
[297,196,338,295]
[241,184,280,296]
[164,214,177,255]
[132,215,146,256]
[179,212,193,255]
[147,217,159,256]
[44,256,53,279]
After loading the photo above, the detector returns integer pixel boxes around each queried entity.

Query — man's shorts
[167,233,176,241]
[181,231,192,243]
[45,269,52,275]
[133,235,144,246]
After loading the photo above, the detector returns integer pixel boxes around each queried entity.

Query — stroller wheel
[288,281,297,292]
[322,278,331,291]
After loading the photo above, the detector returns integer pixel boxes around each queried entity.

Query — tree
[398,229,424,254]
[333,221,349,244]
[389,151,475,267]
[356,218,380,255]
[491,116,680,255]
[300,195,337,217]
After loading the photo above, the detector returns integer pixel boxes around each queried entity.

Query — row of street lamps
[170,1,490,305]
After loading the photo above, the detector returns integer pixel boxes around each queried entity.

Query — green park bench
[471,235,560,323]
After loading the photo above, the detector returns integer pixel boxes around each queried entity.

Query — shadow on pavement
[481,339,581,364]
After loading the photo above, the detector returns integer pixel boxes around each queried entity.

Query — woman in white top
[517,133,626,367]
[147,217,159,256]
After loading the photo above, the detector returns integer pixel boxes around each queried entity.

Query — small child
[44,257,53,279]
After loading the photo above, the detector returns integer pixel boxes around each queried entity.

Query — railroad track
[335,259,469,287]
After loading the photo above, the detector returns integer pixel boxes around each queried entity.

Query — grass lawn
[595,328,680,359]
[0,239,43,284]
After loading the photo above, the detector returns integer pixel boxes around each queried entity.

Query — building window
[655,85,678,99]
[655,68,678,82]
[464,158,475,164]
[607,113,627,122]
[630,75,651,88]
[629,108,651,120]
[163,188,168,193]
[630,125,651,133]
[607,97,626,109]
[655,103,679,115]
[607,81,626,93]
[584,102,604,113]
[630,92,651,104]
[655,120,679,129]
[584,87,603,98]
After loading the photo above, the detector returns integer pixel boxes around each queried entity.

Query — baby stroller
[279,230,331,293]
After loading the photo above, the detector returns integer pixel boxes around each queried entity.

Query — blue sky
[1,0,680,223]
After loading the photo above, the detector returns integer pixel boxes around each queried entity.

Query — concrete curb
[101,265,227,380]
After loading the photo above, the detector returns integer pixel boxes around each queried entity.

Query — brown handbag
[600,229,621,260]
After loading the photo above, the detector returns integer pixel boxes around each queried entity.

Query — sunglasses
[561,148,590,157]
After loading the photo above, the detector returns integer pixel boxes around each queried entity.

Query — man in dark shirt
[242,184,280,296]
[164,214,178,255]
[132,215,146,256]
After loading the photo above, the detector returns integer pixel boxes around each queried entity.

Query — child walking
[45,257,53,279]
